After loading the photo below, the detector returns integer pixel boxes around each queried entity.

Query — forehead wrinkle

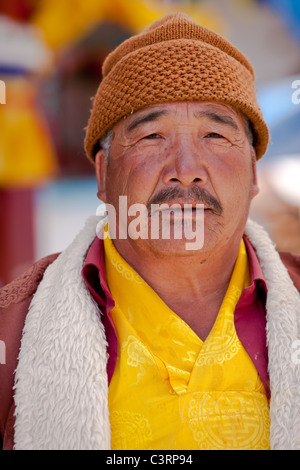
[194,109,240,131]
[126,109,169,133]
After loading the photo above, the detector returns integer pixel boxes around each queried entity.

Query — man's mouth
[149,202,218,218]
[149,201,206,220]
[147,187,223,216]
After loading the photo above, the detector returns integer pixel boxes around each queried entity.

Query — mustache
[147,186,223,215]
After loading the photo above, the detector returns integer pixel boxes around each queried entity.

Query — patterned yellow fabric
[104,234,270,450]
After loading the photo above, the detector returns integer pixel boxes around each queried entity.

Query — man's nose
[162,137,209,187]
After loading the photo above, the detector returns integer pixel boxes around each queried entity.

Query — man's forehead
[121,101,241,127]
[115,100,243,135]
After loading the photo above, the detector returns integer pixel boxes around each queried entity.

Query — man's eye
[205,132,224,139]
[143,133,161,140]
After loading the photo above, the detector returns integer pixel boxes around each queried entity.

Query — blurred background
[0,0,299,285]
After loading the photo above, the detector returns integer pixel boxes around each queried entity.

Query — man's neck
[112,237,242,340]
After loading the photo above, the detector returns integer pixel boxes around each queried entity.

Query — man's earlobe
[95,150,107,202]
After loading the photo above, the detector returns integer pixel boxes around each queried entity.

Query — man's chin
[141,237,206,257]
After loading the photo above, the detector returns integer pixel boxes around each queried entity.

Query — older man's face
[96,101,258,256]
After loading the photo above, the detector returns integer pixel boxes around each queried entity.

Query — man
[0,13,300,451]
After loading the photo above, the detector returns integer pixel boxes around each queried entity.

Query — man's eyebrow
[126,110,169,133]
[194,110,239,130]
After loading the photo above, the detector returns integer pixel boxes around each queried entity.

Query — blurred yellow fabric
[0,78,58,188]
[0,1,222,187]
[31,0,221,50]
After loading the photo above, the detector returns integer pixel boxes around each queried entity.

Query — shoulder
[0,253,60,309]
[279,252,300,292]
[0,253,60,447]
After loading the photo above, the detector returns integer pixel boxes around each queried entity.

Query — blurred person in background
[0,13,300,451]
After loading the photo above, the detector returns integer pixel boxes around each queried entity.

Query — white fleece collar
[245,219,300,450]
[13,217,300,449]
[14,216,111,450]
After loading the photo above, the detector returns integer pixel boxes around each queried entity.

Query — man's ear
[251,148,259,199]
[95,149,108,202]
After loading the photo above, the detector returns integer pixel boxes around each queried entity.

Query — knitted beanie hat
[84,12,269,161]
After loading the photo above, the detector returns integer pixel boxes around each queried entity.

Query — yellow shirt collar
[104,227,250,393]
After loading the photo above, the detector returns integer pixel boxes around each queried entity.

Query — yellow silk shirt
[104,234,270,450]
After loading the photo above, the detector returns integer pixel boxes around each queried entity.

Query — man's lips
[147,187,223,216]
[154,199,202,208]
[149,200,217,216]
[148,202,214,220]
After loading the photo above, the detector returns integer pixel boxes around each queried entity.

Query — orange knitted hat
[84,12,269,161]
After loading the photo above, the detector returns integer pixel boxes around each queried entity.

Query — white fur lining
[14,216,111,450]
[13,217,300,449]
[245,219,300,450]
